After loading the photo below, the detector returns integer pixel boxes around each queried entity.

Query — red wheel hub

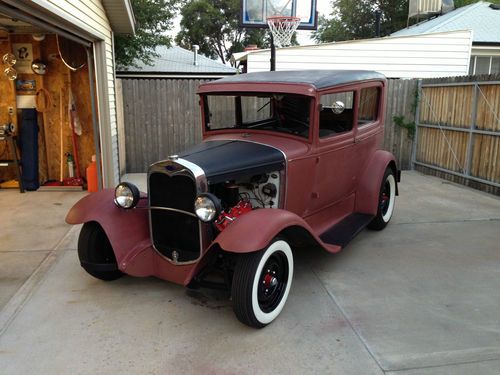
[263,273,277,288]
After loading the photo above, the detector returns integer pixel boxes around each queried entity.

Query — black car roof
[213,70,386,90]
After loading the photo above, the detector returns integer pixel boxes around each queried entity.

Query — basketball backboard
[240,0,317,30]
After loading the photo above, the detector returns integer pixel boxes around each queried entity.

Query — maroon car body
[67,70,399,327]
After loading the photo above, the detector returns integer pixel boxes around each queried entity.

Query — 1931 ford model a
[66,70,399,328]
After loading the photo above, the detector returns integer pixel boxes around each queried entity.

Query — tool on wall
[35,88,52,112]
[31,59,47,75]
[65,90,84,186]
[2,52,17,80]
[0,127,24,193]
[59,88,64,183]
[36,88,53,182]
[56,35,86,71]
[2,52,16,65]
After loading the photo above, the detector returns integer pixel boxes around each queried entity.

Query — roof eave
[116,71,237,78]
[102,0,135,35]
[473,41,500,47]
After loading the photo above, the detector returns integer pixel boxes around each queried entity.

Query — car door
[307,89,358,216]
[354,83,384,175]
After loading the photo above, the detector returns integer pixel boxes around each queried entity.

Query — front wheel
[368,167,396,230]
[231,239,294,328]
[77,221,123,281]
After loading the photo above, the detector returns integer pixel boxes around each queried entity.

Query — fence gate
[413,76,500,195]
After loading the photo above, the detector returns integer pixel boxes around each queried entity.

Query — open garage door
[0,2,103,192]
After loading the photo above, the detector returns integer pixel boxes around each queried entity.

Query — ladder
[0,134,25,193]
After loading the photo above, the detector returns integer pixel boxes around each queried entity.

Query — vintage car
[66,70,399,328]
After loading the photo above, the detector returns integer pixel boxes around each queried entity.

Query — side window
[358,87,380,127]
[318,91,354,138]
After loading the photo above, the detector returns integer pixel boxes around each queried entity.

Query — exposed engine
[212,171,281,231]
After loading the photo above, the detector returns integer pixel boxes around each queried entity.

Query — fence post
[465,82,478,176]
[411,79,422,170]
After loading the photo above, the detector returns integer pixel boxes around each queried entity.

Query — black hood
[179,140,285,184]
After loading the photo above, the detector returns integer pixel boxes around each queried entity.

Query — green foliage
[455,0,500,6]
[114,0,179,68]
[313,0,500,43]
[313,0,408,43]
[176,0,297,65]
[393,115,416,139]
[393,85,419,140]
[176,0,243,64]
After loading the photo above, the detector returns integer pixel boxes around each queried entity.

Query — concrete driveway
[0,172,499,374]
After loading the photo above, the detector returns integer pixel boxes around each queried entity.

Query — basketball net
[267,16,301,48]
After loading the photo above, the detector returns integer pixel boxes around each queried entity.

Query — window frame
[201,92,315,142]
[315,81,384,147]
[316,90,356,140]
[469,55,500,75]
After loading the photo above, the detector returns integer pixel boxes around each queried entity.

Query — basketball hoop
[267,16,301,48]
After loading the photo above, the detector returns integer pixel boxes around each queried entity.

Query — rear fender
[355,150,398,215]
[213,208,341,254]
[66,189,151,266]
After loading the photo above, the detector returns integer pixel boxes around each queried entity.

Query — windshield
[203,94,311,138]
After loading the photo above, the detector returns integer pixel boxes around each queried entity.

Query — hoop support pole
[270,34,276,71]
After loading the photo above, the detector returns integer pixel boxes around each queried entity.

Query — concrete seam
[0,249,60,253]
[0,227,74,337]
[393,218,500,226]
[385,355,500,373]
[311,268,387,373]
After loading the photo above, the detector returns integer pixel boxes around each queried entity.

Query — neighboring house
[0,0,134,189]
[392,1,500,75]
[116,46,237,174]
[232,30,473,78]
[116,45,237,78]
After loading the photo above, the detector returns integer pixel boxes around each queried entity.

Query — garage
[0,0,134,193]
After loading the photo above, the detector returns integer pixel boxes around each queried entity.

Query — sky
[168,0,333,47]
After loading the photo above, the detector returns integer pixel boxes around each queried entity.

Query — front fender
[355,150,397,215]
[66,189,152,268]
[213,208,341,254]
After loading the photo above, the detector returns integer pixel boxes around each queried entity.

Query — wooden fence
[414,74,500,195]
[119,78,208,173]
[118,77,417,173]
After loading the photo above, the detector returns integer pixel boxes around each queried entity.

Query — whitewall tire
[232,239,293,328]
[368,168,396,230]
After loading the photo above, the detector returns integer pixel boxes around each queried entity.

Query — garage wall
[28,0,120,187]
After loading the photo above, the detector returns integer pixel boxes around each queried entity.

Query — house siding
[246,30,473,79]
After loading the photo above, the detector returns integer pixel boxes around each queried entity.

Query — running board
[319,213,374,248]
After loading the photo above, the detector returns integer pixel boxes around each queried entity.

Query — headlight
[114,182,140,209]
[194,193,221,222]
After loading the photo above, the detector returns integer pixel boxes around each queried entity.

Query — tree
[313,0,500,44]
[176,0,296,65]
[176,0,245,65]
[114,0,179,68]
[455,0,500,6]
[313,0,407,43]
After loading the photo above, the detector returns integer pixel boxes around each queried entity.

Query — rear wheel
[368,168,396,230]
[77,221,123,281]
[231,239,293,328]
